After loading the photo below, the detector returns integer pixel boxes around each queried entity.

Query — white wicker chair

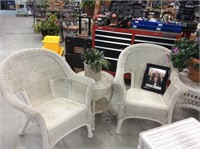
[113,44,187,134]
[0,49,95,149]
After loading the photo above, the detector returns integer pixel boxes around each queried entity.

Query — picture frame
[141,63,171,94]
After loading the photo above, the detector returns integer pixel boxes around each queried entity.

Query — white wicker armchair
[113,44,187,134]
[0,49,95,149]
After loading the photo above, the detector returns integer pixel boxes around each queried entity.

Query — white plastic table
[138,117,200,149]
[78,71,114,130]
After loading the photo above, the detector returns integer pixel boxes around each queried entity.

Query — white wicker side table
[78,71,114,130]
[177,72,200,119]
[138,117,200,149]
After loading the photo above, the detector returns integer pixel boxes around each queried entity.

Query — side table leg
[92,100,96,130]
[108,87,116,116]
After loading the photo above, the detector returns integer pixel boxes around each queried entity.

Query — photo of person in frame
[142,63,170,94]
[158,72,165,87]
[152,76,161,90]
[144,68,166,91]
[146,70,154,85]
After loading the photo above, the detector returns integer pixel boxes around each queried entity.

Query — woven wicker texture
[138,117,200,149]
[0,49,95,149]
[177,72,200,113]
[113,44,188,134]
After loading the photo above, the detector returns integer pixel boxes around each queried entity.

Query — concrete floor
[0,10,199,149]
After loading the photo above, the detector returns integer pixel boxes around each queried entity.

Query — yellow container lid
[42,36,60,43]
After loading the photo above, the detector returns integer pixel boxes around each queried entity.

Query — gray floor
[0,10,199,149]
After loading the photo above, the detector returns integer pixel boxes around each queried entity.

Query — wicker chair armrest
[165,75,188,122]
[69,73,95,105]
[113,67,127,112]
[1,91,46,128]
[171,77,187,103]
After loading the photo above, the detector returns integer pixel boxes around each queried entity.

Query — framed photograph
[141,63,171,94]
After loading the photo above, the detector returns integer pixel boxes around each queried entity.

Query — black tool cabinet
[92,25,182,75]
[65,16,92,73]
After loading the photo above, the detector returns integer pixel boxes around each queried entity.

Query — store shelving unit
[0,0,15,10]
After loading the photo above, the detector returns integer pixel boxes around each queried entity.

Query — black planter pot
[41,29,58,37]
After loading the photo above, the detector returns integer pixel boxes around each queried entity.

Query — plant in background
[35,0,49,10]
[83,48,110,72]
[170,37,199,71]
[81,0,96,16]
[34,13,60,36]
[81,0,96,10]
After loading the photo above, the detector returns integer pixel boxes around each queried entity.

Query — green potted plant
[83,48,110,81]
[81,0,96,17]
[34,13,60,36]
[170,33,200,82]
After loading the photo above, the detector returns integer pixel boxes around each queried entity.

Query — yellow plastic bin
[59,47,64,56]
[42,36,60,53]
[42,46,64,56]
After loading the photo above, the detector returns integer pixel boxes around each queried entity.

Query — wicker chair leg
[86,125,93,138]
[116,119,123,134]
[18,118,30,136]
[199,112,200,121]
